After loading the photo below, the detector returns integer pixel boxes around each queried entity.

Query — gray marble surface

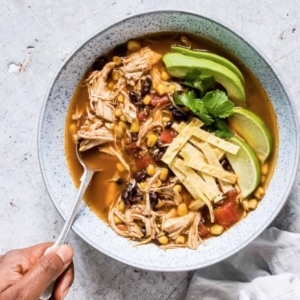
[0,1,299,299]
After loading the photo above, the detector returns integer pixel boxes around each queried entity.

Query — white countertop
[1,1,300,299]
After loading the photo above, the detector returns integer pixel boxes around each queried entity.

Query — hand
[0,243,74,300]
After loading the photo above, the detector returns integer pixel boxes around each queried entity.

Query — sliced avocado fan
[171,46,245,84]
[163,52,246,103]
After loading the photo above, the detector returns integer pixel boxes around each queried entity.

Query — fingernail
[55,245,74,264]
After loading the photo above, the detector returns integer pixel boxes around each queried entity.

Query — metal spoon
[40,144,96,300]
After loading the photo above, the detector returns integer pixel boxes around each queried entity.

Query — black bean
[135,101,145,110]
[172,109,187,122]
[167,105,175,111]
[92,57,108,71]
[132,195,143,202]
[153,149,165,162]
[141,227,146,236]
[121,190,130,201]
[141,77,152,96]
[129,91,139,103]
[149,191,159,206]
[113,45,127,57]
[131,133,138,142]
[134,169,147,183]
[165,121,172,129]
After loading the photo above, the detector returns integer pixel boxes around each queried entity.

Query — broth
[65,33,278,229]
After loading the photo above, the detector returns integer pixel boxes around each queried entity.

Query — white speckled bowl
[38,11,300,271]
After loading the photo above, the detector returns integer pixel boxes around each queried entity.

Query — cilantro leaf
[173,91,214,125]
[192,100,214,125]
[202,90,234,118]
[182,74,215,95]
[214,118,234,138]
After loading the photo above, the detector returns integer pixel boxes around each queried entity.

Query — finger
[53,262,74,300]
[15,245,74,299]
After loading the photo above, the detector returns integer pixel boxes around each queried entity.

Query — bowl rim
[38,9,300,271]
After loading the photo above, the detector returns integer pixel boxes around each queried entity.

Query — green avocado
[171,46,245,84]
[163,52,246,102]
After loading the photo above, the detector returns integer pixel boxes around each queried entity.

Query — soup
[65,33,277,249]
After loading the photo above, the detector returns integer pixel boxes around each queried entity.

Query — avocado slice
[171,46,245,84]
[163,52,246,102]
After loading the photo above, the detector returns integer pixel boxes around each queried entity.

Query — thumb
[18,245,74,299]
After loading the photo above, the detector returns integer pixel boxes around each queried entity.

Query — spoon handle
[55,167,94,246]
[39,168,94,300]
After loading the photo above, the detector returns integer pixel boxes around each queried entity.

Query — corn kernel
[114,108,122,117]
[254,187,265,199]
[167,84,176,93]
[211,224,224,236]
[159,168,169,181]
[155,199,164,208]
[146,164,156,176]
[261,175,266,183]
[242,200,249,211]
[114,125,124,139]
[117,94,124,103]
[116,162,125,172]
[127,40,141,51]
[261,163,269,175]
[139,181,147,189]
[162,115,171,123]
[248,199,258,210]
[166,208,177,218]
[105,122,115,131]
[118,201,126,213]
[177,194,183,204]
[175,235,186,244]
[107,80,115,89]
[120,115,127,122]
[143,95,152,105]
[118,121,127,130]
[158,235,169,245]
[160,71,171,81]
[156,83,167,96]
[113,56,122,66]
[113,215,123,225]
[130,119,140,133]
[112,70,120,81]
[177,203,188,216]
[147,133,158,148]
[156,179,162,187]
[173,185,182,193]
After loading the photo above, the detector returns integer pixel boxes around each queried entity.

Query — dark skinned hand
[0,243,74,300]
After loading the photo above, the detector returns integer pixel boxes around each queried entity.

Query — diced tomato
[198,222,209,237]
[214,202,239,228]
[125,142,140,157]
[160,129,177,143]
[226,189,238,205]
[135,155,152,170]
[150,95,170,107]
[137,110,148,123]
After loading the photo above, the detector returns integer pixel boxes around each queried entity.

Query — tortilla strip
[184,157,237,184]
[173,158,219,201]
[162,123,196,165]
[180,143,223,199]
[193,127,239,154]
[173,123,226,160]
[199,142,234,195]
[170,159,214,222]
[172,118,204,132]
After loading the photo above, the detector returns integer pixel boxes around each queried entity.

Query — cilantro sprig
[173,89,234,138]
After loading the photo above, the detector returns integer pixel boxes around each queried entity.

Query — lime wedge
[226,136,261,198]
[228,107,272,163]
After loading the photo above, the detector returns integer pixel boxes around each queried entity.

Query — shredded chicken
[120,91,137,123]
[136,118,164,147]
[118,48,161,86]
[86,62,126,122]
